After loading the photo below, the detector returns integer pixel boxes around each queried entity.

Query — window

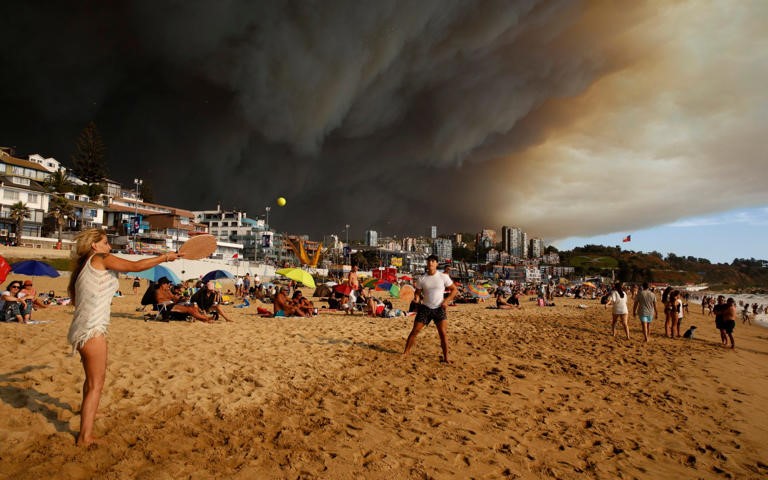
[27,193,38,204]
[87,209,97,218]
[3,190,19,200]
[11,176,30,186]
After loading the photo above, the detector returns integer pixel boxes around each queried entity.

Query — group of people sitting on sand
[272,285,317,317]
[0,279,57,323]
[141,276,232,323]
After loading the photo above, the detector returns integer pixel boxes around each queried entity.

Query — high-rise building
[529,237,545,258]
[522,232,528,258]
[501,226,524,257]
[432,237,452,261]
[365,230,378,246]
[430,225,437,239]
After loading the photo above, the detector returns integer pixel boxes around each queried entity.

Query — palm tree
[43,167,75,194]
[9,201,30,245]
[47,195,74,244]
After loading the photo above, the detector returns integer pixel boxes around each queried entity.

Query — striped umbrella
[467,284,490,299]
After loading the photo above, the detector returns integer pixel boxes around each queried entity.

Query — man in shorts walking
[403,255,458,362]
[632,282,658,342]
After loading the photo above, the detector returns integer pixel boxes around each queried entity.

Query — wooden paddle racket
[178,234,217,260]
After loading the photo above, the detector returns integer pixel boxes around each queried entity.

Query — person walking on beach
[403,255,458,362]
[712,295,728,345]
[605,282,630,339]
[661,287,675,337]
[723,298,737,348]
[67,228,182,446]
[347,265,360,303]
[632,282,657,342]
[670,290,683,337]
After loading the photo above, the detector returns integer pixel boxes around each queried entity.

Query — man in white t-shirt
[403,255,458,363]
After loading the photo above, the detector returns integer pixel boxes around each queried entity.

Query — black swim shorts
[415,304,447,325]
[724,320,735,334]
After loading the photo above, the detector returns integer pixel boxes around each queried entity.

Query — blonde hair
[68,228,107,305]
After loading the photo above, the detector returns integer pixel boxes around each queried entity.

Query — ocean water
[689,292,768,328]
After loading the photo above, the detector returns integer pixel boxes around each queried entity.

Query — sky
[1,1,766,263]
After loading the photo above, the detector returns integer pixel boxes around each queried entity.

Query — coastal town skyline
[1,2,765,264]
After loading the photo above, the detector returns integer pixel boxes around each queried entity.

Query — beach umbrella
[389,284,400,298]
[202,270,234,282]
[398,274,412,282]
[581,282,596,289]
[0,255,11,282]
[399,284,416,304]
[275,267,316,288]
[467,284,490,299]
[374,280,393,291]
[333,283,353,296]
[134,265,180,284]
[11,260,60,278]
[362,277,379,288]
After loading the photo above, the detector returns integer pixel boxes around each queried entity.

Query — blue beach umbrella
[135,265,180,284]
[11,260,60,277]
[201,270,234,282]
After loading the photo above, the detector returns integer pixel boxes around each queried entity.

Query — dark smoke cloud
[1,1,765,242]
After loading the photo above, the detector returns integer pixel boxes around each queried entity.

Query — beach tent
[313,284,332,298]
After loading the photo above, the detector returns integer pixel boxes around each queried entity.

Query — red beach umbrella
[0,255,11,282]
[333,283,354,296]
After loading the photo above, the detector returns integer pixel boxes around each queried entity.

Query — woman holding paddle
[67,228,183,446]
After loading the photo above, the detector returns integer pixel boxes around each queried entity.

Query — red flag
[622,235,631,243]
[232,253,239,259]
[0,255,10,282]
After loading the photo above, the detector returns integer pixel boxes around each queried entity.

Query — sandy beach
[1,275,767,479]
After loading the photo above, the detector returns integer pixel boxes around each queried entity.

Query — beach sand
[1,276,767,479]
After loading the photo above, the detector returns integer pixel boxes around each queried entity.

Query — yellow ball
[276,197,287,207]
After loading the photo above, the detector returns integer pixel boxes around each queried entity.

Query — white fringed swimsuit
[67,255,118,351]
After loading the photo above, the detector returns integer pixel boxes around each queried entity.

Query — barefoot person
[403,254,458,362]
[632,282,658,342]
[723,297,737,349]
[605,282,630,339]
[67,228,182,446]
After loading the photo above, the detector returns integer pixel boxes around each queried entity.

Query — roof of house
[0,175,49,193]
[0,150,51,173]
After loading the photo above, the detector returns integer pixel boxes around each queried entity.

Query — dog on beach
[683,325,697,339]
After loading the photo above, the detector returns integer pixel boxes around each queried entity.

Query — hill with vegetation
[557,245,768,291]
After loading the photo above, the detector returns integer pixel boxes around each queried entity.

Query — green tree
[43,167,75,194]
[452,245,474,262]
[351,251,369,270]
[140,181,154,203]
[9,201,30,243]
[47,195,74,243]
[71,121,108,186]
